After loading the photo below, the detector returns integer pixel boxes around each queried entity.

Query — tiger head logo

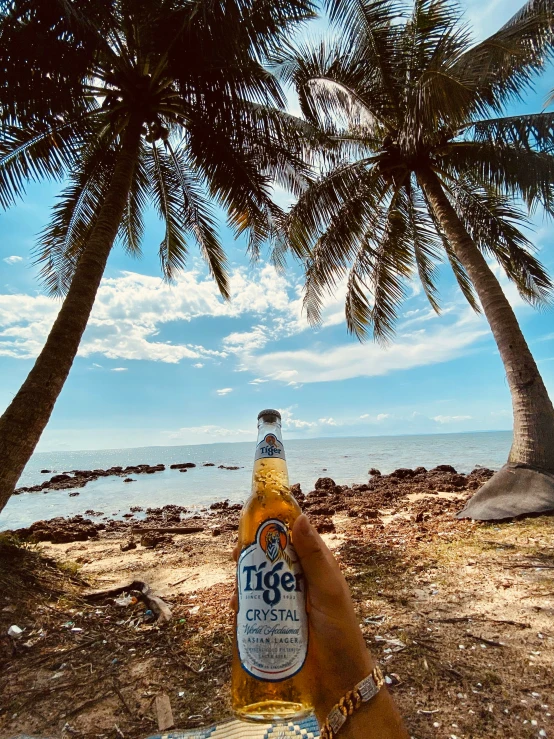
[265,434,277,447]
[259,521,294,567]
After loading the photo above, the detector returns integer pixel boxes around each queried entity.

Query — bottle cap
[257,408,281,421]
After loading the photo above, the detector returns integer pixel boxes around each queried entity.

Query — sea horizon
[33,427,513,455]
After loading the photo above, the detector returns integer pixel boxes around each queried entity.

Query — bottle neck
[255,420,286,462]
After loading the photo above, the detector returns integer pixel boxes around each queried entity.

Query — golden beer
[232,409,313,722]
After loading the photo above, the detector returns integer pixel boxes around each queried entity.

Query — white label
[255,433,286,461]
[236,518,308,682]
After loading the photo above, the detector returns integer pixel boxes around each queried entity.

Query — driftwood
[155,692,174,731]
[83,580,173,623]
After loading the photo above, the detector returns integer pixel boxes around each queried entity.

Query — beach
[1,463,553,739]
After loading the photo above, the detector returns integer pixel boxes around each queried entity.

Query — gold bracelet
[320,665,385,739]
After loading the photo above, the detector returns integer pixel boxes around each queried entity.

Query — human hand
[232,514,407,737]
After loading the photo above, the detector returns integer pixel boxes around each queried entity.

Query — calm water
[0,431,512,530]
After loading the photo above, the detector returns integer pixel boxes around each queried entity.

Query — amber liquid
[231,454,314,722]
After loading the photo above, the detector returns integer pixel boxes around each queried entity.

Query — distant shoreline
[33,428,513,456]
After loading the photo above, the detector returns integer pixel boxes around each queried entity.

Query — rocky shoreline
[14,460,243,495]
[9,464,494,544]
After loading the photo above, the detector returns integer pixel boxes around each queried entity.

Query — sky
[1,0,554,453]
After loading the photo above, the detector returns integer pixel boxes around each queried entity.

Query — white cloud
[216,387,233,396]
[249,378,268,385]
[92,363,103,368]
[224,326,269,354]
[193,362,204,368]
[376,413,390,422]
[3,255,23,265]
[318,417,338,426]
[359,412,391,423]
[278,407,317,430]
[0,265,301,363]
[167,425,252,442]
[111,367,128,372]
[433,415,472,424]
[252,323,488,384]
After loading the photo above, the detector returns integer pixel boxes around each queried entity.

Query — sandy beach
[1,466,553,739]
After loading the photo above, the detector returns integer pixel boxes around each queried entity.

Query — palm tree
[0,0,316,515]
[276,0,554,520]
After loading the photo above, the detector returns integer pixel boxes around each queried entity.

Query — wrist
[312,650,375,723]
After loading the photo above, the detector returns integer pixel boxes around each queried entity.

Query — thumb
[292,514,348,608]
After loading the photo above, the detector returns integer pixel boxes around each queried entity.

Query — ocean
[0,431,512,531]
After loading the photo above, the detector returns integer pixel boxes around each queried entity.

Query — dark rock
[431,465,457,474]
[203,463,215,467]
[16,516,100,543]
[414,467,427,475]
[130,506,143,512]
[290,483,302,496]
[84,510,104,516]
[391,468,415,479]
[218,465,240,470]
[50,474,72,483]
[368,468,381,476]
[212,528,222,537]
[123,477,135,482]
[68,492,80,497]
[120,540,137,551]
[122,513,134,518]
[170,462,196,469]
[179,468,188,472]
[210,500,230,510]
[315,477,337,491]
[40,469,51,474]
[450,474,468,488]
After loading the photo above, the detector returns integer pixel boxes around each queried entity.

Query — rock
[392,468,415,479]
[120,540,137,551]
[16,516,101,543]
[290,482,302,495]
[314,477,337,491]
[450,474,468,488]
[210,500,229,510]
[130,506,143,512]
[123,477,135,482]
[212,528,222,537]
[50,473,72,483]
[203,463,215,467]
[414,466,427,475]
[68,492,80,497]
[368,468,381,476]
[170,463,196,469]
[179,468,188,472]
[140,533,173,548]
[218,465,240,470]
[431,465,457,474]
[40,469,51,474]
[311,516,336,534]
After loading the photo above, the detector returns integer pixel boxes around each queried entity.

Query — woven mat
[11,714,321,739]
[146,715,320,738]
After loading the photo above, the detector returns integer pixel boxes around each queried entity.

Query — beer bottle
[232,409,312,722]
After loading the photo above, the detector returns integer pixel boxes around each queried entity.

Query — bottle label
[236,518,308,682]
[254,433,286,461]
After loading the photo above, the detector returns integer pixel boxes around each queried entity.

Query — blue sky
[1,0,554,452]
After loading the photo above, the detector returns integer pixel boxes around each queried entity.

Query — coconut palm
[0,0,316,514]
[277,0,554,520]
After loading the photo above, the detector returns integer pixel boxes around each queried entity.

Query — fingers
[232,543,239,562]
[292,514,349,608]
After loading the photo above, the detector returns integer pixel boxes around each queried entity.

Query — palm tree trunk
[418,168,554,519]
[418,166,554,473]
[0,119,142,515]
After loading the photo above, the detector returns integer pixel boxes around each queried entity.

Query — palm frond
[449,179,553,306]
[34,139,118,296]
[165,140,230,299]
[147,142,189,280]
[466,112,554,153]
[118,141,149,258]
[452,0,554,113]
[0,115,94,209]
[406,182,442,313]
[442,141,554,215]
